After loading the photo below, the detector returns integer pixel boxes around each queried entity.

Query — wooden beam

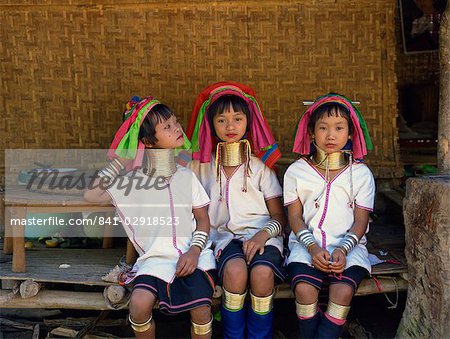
[43,317,126,328]
[0,290,109,310]
[0,276,407,310]
[273,276,408,299]
[0,318,34,330]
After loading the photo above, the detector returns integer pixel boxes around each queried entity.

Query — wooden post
[397,177,450,337]
[397,5,450,337]
[3,207,13,254]
[12,206,26,272]
[438,2,450,173]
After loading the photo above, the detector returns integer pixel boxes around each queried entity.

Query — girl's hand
[309,244,331,273]
[175,246,200,277]
[243,231,270,264]
[330,249,346,274]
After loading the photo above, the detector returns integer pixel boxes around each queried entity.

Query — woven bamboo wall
[0,0,402,186]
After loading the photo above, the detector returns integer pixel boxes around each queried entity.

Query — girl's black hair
[207,95,251,137]
[307,102,354,135]
[138,104,174,146]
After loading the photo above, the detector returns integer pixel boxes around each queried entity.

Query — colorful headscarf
[186,81,281,169]
[292,93,373,159]
[107,96,191,170]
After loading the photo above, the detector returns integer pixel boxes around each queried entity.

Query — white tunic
[107,166,216,283]
[283,158,375,272]
[189,155,283,257]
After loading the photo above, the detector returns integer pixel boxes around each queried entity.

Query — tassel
[242,139,252,192]
[216,143,223,201]
[313,154,328,208]
[344,151,355,208]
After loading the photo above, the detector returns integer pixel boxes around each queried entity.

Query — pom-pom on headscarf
[292,93,373,159]
[186,81,281,169]
[107,96,191,170]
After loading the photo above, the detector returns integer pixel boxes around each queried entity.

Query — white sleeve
[354,166,375,211]
[259,165,282,200]
[105,177,126,207]
[283,164,299,206]
[191,171,210,209]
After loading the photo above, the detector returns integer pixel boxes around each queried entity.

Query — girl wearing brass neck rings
[284,94,375,338]
[84,97,216,339]
[187,82,286,339]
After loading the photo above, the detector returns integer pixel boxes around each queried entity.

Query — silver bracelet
[98,160,124,180]
[262,219,282,238]
[338,231,359,255]
[191,230,208,251]
[295,229,316,249]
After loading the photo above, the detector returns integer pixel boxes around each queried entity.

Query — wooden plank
[0,246,406,287]
[0,290,109,310]
[1,274,408,310]
[354,276,408,296]
[0,318,34,330]
[371,263,407,275]
[4,186,114,207]
[273,275,408,298]
[43,317,126,328]
[0,248,123,286]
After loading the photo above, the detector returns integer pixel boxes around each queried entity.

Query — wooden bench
[1,186,408,310]
[3,186,117,272]
[0,248,408,310]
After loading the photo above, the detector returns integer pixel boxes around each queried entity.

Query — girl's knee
[190,305,212,324]
[223,259,248,291]
[223,259,247,278]
[250,265,274,295]
[294,282,319,303]
[250,265,274,282]
[129,289,156,321]
[329,284,354,305]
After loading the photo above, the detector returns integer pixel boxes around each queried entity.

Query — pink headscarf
[292,94,371,159]
[107,97,161,171]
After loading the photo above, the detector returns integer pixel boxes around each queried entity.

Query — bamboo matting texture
[0,0,402,186]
